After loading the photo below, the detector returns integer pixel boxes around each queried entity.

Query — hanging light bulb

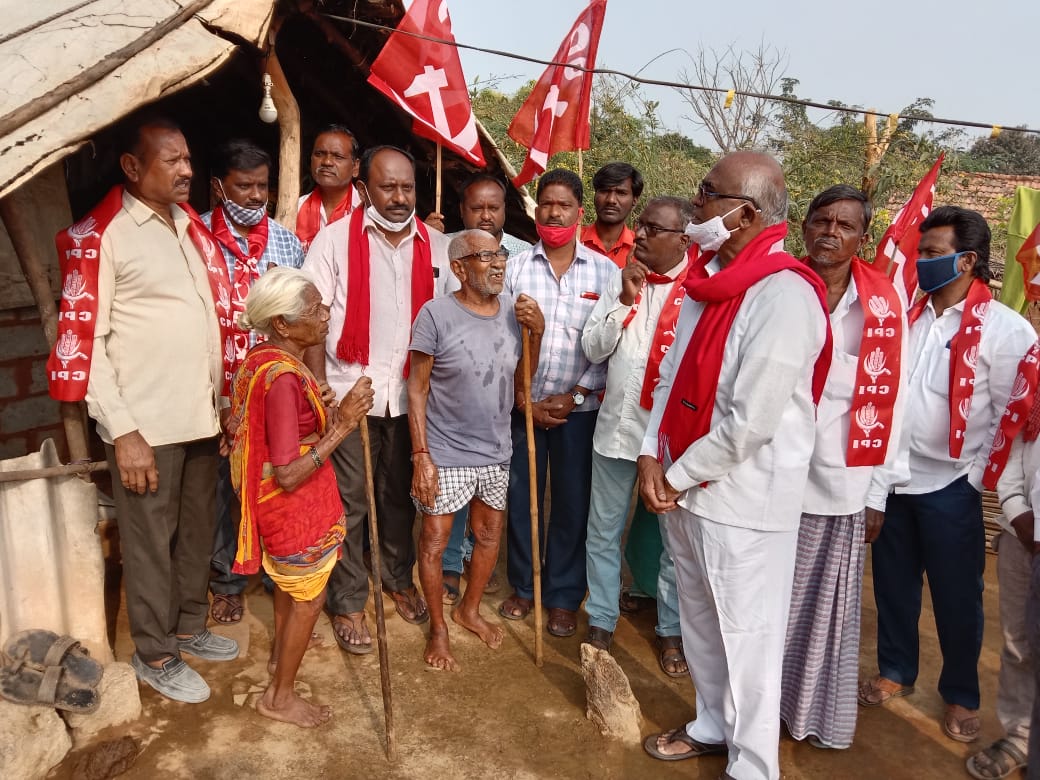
[258,73,277,123]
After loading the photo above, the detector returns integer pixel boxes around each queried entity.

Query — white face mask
[216,181,267,227]
[366,204,414,233]
[684,204,746,252]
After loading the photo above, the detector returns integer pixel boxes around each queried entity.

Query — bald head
[708,151,788,226]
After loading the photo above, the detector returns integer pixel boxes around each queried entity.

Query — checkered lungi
[411,464,509,515]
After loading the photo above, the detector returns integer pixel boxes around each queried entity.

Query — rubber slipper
[498,593,533,621]
[944,707,981,743]
[331,613,373,656]
[0,653,99,713]
[643,727,727,761]
[857,675,914,707]
[3,630,102,688]
[966,738,1027,780]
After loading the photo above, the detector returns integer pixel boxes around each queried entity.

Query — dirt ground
[49,545,1010,780]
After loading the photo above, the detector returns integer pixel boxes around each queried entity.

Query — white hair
[237,267,315,337]
[448,229,497,261]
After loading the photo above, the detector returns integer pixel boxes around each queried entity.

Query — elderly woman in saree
[229,267,373,728]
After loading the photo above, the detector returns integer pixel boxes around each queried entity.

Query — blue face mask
[916,251,966,293]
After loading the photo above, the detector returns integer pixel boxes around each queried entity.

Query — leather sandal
[658,635,688,678]
[498,593,533,621]
[547,608,577,637]
[585,626,612,651]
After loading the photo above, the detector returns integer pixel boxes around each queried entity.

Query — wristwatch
[572,390,586,407]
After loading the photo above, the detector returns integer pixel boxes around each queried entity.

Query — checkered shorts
[412,464,509,515]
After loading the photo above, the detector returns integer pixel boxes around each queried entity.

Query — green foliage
[960,127,1040,175]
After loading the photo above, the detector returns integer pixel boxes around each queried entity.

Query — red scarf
[982,340,1040,489]
[657,223,832,463]
[210,207,270,369]
[620,261,690,410]
[844,258,904,466]
[296,186,355,252]
[47,185,233,401]
[336,208,433,372]
[908,278,991,459]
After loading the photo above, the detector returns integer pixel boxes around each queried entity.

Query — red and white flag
[1017,220,1040,301]
[367,0,485,166]
[874,153,944,307]
[507,0,607,186]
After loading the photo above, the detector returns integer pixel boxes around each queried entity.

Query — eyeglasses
[696,182,760,210]
[633,219,686,238]
[458,248,510,263]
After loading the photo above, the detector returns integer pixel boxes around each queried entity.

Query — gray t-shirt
[410,294,521,467]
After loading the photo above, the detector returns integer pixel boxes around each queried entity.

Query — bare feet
[453,607,504,649]
[268,632,324,675]
[423,629,459,671]
[256,688,332,728]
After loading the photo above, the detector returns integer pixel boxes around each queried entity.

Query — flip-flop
[643,727,727,761]
[209,592,244,625]
[331,613,373,656]
[944,707,981,743]
[857,675,914,707]
[498,593,533,621]
[3,630,102,688]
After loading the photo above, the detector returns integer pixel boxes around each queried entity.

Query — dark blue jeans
[506,409,597,611]
[871,475,985,709]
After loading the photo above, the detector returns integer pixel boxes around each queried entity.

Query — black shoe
[585,626,613,652]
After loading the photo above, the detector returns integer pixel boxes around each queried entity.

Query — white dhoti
[668,508,798,780]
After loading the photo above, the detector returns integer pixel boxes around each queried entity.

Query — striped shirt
[505,241,615,409]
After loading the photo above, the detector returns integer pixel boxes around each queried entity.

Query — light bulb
[258,73,277,123]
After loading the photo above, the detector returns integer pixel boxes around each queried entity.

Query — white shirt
[582,258,687,461]
[893,295,1035,494]
[802,276,910,515]
[1001,437,1040,539]
[640,264,828,532]
[302,215,457,416]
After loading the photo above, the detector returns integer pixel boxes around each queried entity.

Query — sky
[448,0,1040,152]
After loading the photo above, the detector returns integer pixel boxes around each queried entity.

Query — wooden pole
[435,143,443,215]
[0,187,91,462]
[521,328,543,667]
[577,149,584,180]
[0,460,107,484]
[359,417,396,760]
[266,43,302,230]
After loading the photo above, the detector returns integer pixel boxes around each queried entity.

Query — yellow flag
[1000,187,1040,313]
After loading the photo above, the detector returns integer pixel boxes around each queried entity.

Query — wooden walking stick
[522,327,544,667]
[359,417,396,760]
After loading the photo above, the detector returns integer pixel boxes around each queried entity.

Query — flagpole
[577,149,583,180]
[435,143,443,215]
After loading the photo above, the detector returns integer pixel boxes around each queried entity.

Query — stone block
[0,699,71,780]
[65,663,141,745]
[28,359,48,395]
[0,324,49,362]
[580,642,643,743]
[0,365,17,399]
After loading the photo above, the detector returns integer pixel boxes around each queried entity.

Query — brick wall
[0,306,67,460]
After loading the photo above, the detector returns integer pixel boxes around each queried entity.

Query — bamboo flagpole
[359,417,396,760]
[434,143,443,215]
[521,327,544,667]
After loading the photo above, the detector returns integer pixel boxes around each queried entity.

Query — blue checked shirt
[202,209,304,347]
[505,241,614,409]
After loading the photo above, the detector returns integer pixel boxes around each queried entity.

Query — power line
[320,12,1040,138]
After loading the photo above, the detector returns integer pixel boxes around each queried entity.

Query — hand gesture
[424,212,446,233]
[620,260,648,306]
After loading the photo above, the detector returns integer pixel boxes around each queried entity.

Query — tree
[961,127,1040,174]
[675,42,787,153]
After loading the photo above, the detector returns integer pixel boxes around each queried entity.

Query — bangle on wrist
[309,445,323,469]
[411,449,429,456]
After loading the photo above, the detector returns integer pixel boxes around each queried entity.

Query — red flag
[367,0,485,166]
[1017,221,1040,301]
[507,0,607,186]
[874,153,944,307]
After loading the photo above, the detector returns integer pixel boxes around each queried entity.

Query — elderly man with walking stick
[408,229,543,671]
